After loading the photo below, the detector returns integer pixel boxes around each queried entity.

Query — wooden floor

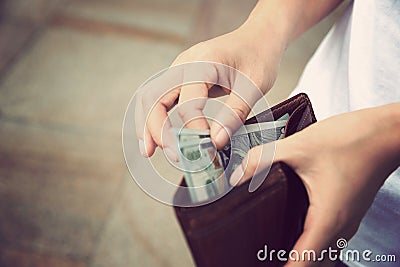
[0,0,338,266]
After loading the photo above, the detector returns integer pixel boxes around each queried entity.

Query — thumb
[210,93,251,149]
[285,208,338,267]
[229,137,292,186]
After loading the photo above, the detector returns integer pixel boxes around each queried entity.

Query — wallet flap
[245,93,316,128]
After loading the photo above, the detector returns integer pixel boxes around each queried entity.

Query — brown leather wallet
[174,93,317,267]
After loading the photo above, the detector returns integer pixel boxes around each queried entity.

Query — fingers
[176,61,220,130]
[210,72,264,149]
[229,138,292,186]
[135,61,219,159]
[134,65,184,158]
[135,59,265,158]
[284,208,338,267]
[136,87,180,160]
[210,92,252,149]
[135,93,156,157]
[146,102,178,159]
[177,83,210,129]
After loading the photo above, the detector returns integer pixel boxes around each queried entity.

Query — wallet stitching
[273,98,303,116]
[274,94,305,112]
[298,107,311,130]
[272,94,309,119]
[284,102,306,137]
[304,96,317,122]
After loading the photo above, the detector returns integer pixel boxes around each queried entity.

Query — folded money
[174,114,289,203]
[176,136,227,202]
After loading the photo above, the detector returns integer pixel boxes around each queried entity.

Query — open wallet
[173,93,347,267]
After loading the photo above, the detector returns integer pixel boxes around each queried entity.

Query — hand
[135,23,286,160]
[134,0,345,160]
[229,104,400,266]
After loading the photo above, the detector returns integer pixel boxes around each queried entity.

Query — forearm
[368,103,400,177]
[241,0,343,51]
[339,103,400,185]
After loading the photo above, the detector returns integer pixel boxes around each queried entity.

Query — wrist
[241,0,344,51]
[242,0,304,51]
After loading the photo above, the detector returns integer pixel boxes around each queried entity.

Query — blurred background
[0,0,344,266]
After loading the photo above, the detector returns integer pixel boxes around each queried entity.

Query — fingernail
[138,139,147,157]
[214,127,230,147]
[230,165,244,186]
[164,147,178,162]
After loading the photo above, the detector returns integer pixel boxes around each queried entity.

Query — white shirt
[291,1,400,266]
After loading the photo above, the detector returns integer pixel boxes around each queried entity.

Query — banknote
[174,113,289,202]
[178,137,228,202]
[224,119,287,179]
